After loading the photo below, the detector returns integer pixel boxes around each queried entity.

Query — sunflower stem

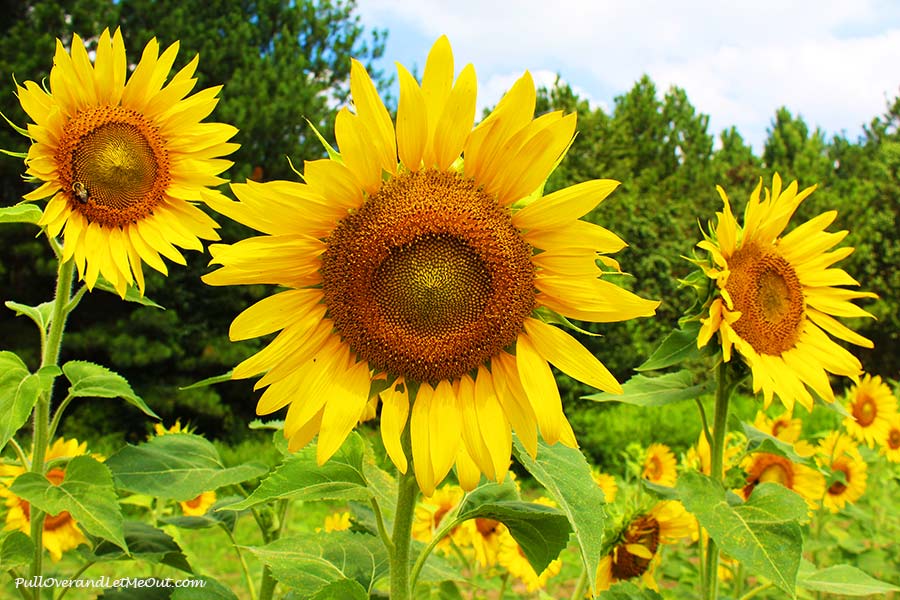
[570,567,589,600]
[703,359,733,600]
[29,257,75,580]
[390,426,418,600]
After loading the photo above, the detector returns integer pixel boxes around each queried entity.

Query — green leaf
[161,495,240,531]
[92,276,164,309]
[105,433,267,501]
[308,579,368,600]
[797,563,900,596]
[179,371,234,391]
[99,582,172,599]
[171,577,239,600]
[598,581,664,599]
[636,321,702,371]
[739,421,816,466]
[0,531,34,570]
[584,370,714,406]
[5,300,54,331]
[454,499,570,573]
[10,456,127,551]
[246,531,387,597]
[88,521,192,573]
[0,204,43,224]
[512,436,609,594]
[677,472,806,597]
[414,581,464,600]
[62,360,159,418]
[224,432,371,510]
[0,351,42,452]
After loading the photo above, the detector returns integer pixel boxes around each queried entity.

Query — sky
[356,0,900,152]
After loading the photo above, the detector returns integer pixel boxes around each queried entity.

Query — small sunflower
[684,431,744,476]
[880,414,900,463]
[319,511,352,533]
[467,517,507,568]
[816,432,867,513]
[179,490,217,516]
[412,483,466,552]
[752,409,802,443]
[496,497,562,592]
[152,419,194,437]
[641,443,677,487]
[697,175,875,412]
[204,36,658,495]
[18,28,237,296]
[592,470,618,503]
[739,451,825,510]
[0,438,92,561]
[594,500,693,593]
[843,374,897,448]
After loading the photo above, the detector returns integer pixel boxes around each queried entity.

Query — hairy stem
[389,427,418,600]
[703,360,733,600]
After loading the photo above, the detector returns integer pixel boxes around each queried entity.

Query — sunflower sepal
[305,117,342,162]
[584,370,714,407]
[532,305,601,337]
[0,203,43,225]
[636,320,705,372]
[90,275,164,308]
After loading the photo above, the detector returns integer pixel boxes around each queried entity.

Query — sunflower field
[1,2,899,599]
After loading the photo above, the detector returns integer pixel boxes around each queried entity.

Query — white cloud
[358,0,900,149]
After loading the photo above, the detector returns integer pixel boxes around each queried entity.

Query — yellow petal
[396,64,427,171]
[523,318,621,393]
[411,383,437,495]
[380,378,410,474]
[317,359,372,464]
[455,445,481,491]
[229,289,323,341]
[433,64,477,170]
[513,179,619,231]
[515,333,562,445]
[350,58,397,174]
[429,379,461,486]
[335,108,382,194]
[475,366,512,481]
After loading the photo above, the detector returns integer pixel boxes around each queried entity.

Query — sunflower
[152,419,194,437]
[843,374,897,448]
[203,36,657,495]
[179,490,217,517]
[816,432,867,513]
[411,483,466,552]
[0,438,91,561]
[881,414,900,463]
[594,500,693,593]
[17,28,237,296]
[684,431,744,476]
[696,175,875,412]
[642,443,677,487]
[496,497,562,591]
[467,516,507,569]
[739,451,825,510]
[752,409,802,443]
[592,470,618,503]
[319,511,352,533]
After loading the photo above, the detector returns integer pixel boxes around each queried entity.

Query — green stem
[47,394,75,442]
[738,582,774,600]
[8,569,33,600]
[7,438,29,469]
[371,497,394,555]
[222,524,258,600]
[258,499,289,600]
[56,561,95,600]
[703,360,734,600]
[570,567,589,600]
[389,427,418,600]
[29,258,75,580]
[497,572,510,599]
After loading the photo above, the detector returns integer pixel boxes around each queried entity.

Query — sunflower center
[56,105,169,227]
[725,242,804,356]
[611,515,660,580]
[888,428,900,450]
[321,169,535,383]
[853,396,876,426]
[828,466,850,496]
[644,456,663,480]
[743,454,794,498]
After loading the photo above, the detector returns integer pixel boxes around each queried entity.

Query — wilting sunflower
[739,451,825,510]
[843,374,897,448]
[0,438,91,561]
[203,36,657,494]
[697,175,875,412]
[642,443,677,487]
[497,497,562,592]
[817,432,867,513]
[595,500,693,593]
[752,409,802,443]
[18,28,236,296]
[881,414,900,463]
[592,470,618,503]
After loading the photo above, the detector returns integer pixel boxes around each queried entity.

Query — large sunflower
[203,36,657,494]
[18,28,237,296]
[0,438,92,561]
[697,175,875,412]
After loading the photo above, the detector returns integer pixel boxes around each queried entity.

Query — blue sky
[356,0,900,152]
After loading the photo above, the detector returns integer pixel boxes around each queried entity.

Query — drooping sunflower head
[641,443,678,487]
[843,374,898,448]
[0,438,91,561]
[739,451,825,510]
[816,432,867,513]
[696,174,876,412]
[204,36,658,494]
[17,28,237,296]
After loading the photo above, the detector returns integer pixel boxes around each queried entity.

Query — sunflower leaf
[0,351,41,453]
[583,370,713,406]
[105,433,268,501]
[512,436,609,594]
[796,562,900,596]
[92,276,165,309]
[171,577,239,600]
[179,371,233,391]
[636,321,703,371]
[739,421,816,466]
[5,300,55,331]
[245,531,385,597]
[598,581,664,599]
[677,472,806,597]
[0,203,43,225]
[0,531,34,570]
[222,432,372,510]
[86,521,192,573]
[10,456,127,552]
[62,360,159,419]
